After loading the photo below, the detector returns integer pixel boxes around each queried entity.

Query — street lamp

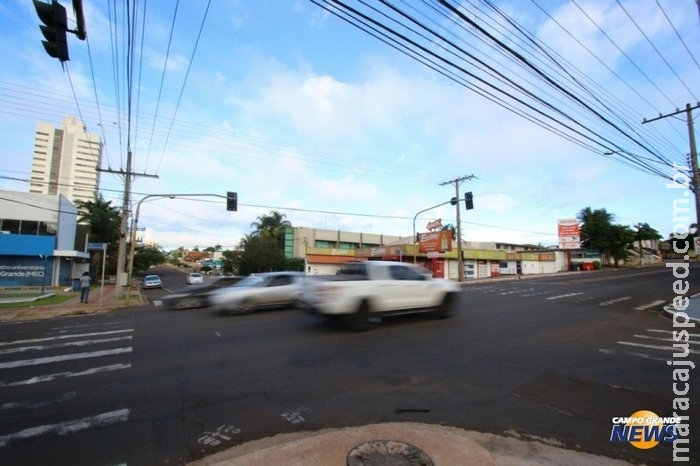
[126,194,175,295]
[412,200,452,264]
[126,193,233,297]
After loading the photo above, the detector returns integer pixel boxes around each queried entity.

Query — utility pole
[643,103,700,226]
[440,174,476,282]
[99,151,158,299]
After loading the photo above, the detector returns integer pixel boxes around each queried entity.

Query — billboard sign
[419,230,453,253]
[558,218,581,249]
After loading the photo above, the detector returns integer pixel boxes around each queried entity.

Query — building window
[0,219,20,234]
[20,220,40,235]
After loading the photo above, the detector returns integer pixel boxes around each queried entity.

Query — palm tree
[75,194,122,244]
[74,194,122,275]
[250,211,292,239]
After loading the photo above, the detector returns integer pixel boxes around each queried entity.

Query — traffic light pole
[125,193,234,300]
[440,175,476,282]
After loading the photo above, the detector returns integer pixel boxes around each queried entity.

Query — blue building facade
[0,191,89,288]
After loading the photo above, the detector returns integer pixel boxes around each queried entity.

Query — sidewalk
[663,293,700,323]
[0,284,140,322]
[187,422,632,466]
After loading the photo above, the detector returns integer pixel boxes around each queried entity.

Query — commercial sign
[558,218,581,249]
[426,219,442,231]
[419,230,452,253]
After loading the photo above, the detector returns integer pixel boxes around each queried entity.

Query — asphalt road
[0,264,698,465]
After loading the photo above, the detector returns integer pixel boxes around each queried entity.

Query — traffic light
[450,197,457,206]
[33,0,69,62]
[465,191,474,210]
[226,192,238,211]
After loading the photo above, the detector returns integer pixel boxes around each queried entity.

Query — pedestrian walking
[79,271,91,303]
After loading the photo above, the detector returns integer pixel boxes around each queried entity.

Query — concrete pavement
[0,284,139,322]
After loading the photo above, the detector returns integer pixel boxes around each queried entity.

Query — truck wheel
[346,300,371,331]
[434,293,455,319]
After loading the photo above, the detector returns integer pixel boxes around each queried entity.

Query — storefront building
[0,191,89,288]
[285,227,569,281]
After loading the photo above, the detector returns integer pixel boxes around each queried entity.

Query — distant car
[207,271,305,315]
[186,272,204,285]
[142,274,162,289]
[160,276,244,310]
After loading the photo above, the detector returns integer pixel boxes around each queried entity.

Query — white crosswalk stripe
[600,328,700,361]
[0,322,133,448]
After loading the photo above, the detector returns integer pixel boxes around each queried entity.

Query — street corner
[663,292,700,324]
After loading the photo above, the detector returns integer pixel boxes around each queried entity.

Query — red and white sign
[558,218,581,249]
[426,219,442,231]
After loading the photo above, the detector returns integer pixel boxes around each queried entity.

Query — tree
[237,235,285,275]
[75,194,121,243]
[634,222,662,265]
[579,207,658,266]
[133,244,167,272]
[250,211,291,240]
[75,194,122,275]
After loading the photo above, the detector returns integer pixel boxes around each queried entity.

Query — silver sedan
[207,271,306,314]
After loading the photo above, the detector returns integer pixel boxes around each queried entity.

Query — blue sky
[1,1,699,251]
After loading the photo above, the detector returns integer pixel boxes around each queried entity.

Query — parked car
[142,274,162,289]
[186,272,204,285]
[207,271,305,314]
[160,276,243,310]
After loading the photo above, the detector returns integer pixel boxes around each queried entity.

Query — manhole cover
[347,439,434,466]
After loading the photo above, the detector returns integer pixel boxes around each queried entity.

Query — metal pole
[454,181,463,282]
[686,103,700,226]
[100,243,106,306]
[412,201,452,264]
[440,175,476,281]
[126,193,231,297]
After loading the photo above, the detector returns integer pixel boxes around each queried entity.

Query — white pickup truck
[300,261,462,330]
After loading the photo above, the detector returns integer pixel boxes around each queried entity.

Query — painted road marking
[0,363,132,387]
[0,348,132,370]
[545,292,584,300]
[0,409,130,448]
[634,300,666,310]
[0,329,134,347]
[599,296,632,306]
[0,335,132,355]
[617,341,700,355]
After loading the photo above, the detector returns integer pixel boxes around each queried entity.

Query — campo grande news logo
[610,410,679,449]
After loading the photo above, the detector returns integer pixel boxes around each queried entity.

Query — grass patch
[0,294,76,309]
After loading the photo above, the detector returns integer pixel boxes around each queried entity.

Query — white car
[187,272,204,285]
[207,271,305,314]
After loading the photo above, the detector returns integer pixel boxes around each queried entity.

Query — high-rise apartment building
[30,116,103,206]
